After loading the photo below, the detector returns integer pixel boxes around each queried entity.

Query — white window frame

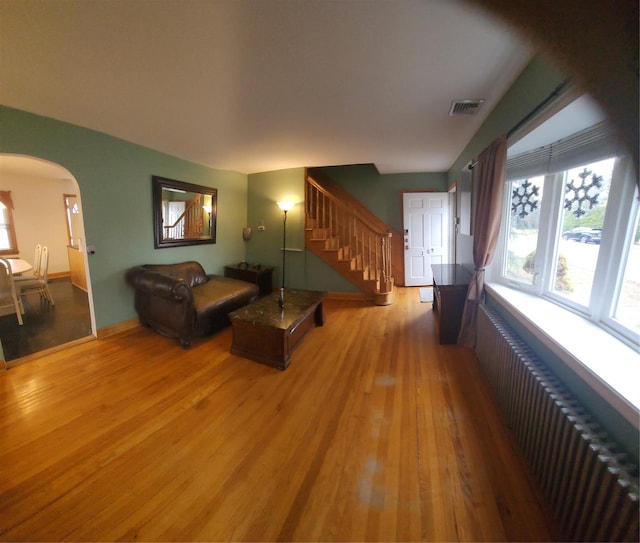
[0,200,19,256]
[597,157,639,340]
[495,153,639,349]
[499,175,548,293]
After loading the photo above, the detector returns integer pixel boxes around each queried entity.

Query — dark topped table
[229,289,327,370]
[431,264,472,344]
[224,263,273,297]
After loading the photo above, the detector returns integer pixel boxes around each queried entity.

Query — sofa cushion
[193,276,257,314]
[192,275,259,336]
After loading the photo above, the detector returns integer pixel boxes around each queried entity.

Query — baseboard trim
[6,335,96,368]
[86,296,378,342]
[97,317,140,339]
[48,271,71,280]
[325,291,372,301]
[4,319,141,368]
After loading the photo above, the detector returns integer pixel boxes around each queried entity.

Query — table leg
[314,301,325,326]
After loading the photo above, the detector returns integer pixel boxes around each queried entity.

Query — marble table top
[229,289,326,330]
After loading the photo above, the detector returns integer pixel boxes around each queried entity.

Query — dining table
[0,258,32,319]
[8,258,33,275]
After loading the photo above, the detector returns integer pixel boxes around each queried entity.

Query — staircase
[163,194,205,240]
[305,169,399,305]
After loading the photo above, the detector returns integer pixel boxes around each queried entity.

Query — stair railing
[163,194,203,240]
[306,176,393,294]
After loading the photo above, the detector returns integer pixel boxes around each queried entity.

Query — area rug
[419,287,433,303]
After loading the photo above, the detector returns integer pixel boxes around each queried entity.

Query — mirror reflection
[152,176,217,248]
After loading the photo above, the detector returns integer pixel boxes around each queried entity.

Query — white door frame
[402,191,450,286]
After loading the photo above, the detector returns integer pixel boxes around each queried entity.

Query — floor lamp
[276,201,294,307]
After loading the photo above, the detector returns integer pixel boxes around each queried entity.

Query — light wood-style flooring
[1,287,554,541]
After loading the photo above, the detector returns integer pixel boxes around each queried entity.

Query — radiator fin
[476,305,639,542]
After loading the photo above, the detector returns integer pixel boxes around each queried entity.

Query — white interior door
[403,192,449,286]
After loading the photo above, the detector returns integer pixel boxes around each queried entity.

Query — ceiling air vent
[449,99,485,116]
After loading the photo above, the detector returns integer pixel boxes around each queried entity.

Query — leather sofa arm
[126,267,194,304]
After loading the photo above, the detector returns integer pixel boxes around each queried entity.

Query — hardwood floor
[0,287,555,542]
[0,278,92,362]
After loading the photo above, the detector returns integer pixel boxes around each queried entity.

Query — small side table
[431,264,472,344]
[224,264,273,297]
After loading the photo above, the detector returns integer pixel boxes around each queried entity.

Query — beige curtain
[457,135,507,348]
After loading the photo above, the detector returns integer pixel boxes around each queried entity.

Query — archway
[0,154,96,365]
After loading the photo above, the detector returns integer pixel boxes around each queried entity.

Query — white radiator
[476,305,639,542]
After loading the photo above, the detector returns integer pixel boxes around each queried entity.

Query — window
[64,194,82,249]
[552,158,614,308]
[606,195,640,338]
[0,191,18,255]
[504,176,544,286]
[497,115,639,348]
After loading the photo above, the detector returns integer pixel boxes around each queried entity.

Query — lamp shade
[277,201,295,212]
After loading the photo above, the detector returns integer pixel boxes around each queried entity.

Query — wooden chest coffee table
[229,289,327,370]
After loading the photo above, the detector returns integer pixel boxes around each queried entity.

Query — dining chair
[0,258,24,325]
[14,243,42,282]
[17,246,55,305]
[32,243,42,278]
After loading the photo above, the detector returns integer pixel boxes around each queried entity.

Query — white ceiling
[0,0,534,175]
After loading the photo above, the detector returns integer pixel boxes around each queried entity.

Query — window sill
[486,283,640,429]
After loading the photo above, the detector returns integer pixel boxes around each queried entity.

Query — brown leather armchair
[126,261,259,348]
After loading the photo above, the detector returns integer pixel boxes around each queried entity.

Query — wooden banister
[305,173,394,304]
[163,194,204,239]
[306,168,404,286]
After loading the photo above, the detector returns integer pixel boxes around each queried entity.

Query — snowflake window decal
[511,179,540,219]
[564,168,602,218]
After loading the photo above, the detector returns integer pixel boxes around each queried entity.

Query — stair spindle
[304,174,394,304]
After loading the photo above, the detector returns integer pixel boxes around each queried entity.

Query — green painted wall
[0,106,249,330]
[320,164,448,233]
[245,168,304,290]
[447,56,567,186]
[245,167,356,293]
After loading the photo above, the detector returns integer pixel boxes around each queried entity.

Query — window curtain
[457,135,507,348]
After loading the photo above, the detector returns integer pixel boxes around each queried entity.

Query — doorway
[64,194,88,291]
[403,192,450,286]
[0,154,95,364]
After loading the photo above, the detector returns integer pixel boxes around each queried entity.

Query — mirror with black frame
[152,175,217,248]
